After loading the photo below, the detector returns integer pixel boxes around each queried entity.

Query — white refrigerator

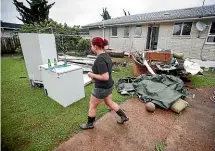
[39,62,85,107]
[19,33,58,87]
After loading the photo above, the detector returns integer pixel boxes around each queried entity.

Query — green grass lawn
[190,71,215,88]
[2,57,215,151]
[1,57,132,151]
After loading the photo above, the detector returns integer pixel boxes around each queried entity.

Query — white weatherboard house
[82,5,215,61]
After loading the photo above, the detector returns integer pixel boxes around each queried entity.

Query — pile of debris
[116,75,189,114]
[58,54,129,72]
[131,50,202,87]
[132,50,201,76]
[58,54,129,84]
[116,50,202,113]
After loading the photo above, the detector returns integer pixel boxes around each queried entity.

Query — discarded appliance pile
[18,33,88,107]
[58,54,129,73]
[116,50,200,113]
[132,50,201,77]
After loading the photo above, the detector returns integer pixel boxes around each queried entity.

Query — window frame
[172,22,192,37]
[111,27,118,37]
[124,26,130,38]
[135,25,142,37]
[205,22,215,45]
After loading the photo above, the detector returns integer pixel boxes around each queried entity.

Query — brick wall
[89,28,102,38]
[158,20,215,60]
[89,19,215,60]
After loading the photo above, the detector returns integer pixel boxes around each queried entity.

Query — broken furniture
[39,61,85,107]
[19,33,58,87]
[145,50,172,63]
[131,50,193,77]
[131,52,157,77]
[105,49,125,58]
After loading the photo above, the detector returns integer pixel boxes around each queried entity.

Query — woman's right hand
[88,72,94,79]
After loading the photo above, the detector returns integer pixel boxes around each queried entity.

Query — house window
[112,27,117,37]
[124,26,129,37]
[135,25,142,36]
[206,22,215,43]
[173,22,192,36]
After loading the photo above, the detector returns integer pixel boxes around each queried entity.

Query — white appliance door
[38,34,58,64]
[19,33,43,81]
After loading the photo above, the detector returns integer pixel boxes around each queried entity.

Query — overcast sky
[1,0,215,26]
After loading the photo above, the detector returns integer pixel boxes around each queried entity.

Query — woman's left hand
[88,72,94,79]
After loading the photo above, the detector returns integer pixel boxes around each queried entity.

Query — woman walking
[80,37,129,130]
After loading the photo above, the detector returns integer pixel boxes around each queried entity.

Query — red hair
[91,37,108,49]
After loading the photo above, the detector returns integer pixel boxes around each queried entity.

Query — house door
[146,26,159,50]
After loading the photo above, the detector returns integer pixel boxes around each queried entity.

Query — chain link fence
[1,33,91,57]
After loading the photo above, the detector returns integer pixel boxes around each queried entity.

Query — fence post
[3,38,7,50]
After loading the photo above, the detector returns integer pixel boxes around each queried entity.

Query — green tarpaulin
[116,74,187,109]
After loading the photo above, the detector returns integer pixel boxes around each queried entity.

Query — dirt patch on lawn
[55,87,215,151]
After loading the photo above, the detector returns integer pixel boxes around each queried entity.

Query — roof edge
[82,16,215,28]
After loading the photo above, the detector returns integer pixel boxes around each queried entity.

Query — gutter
[1,27,20,30]
[83,16,215,28]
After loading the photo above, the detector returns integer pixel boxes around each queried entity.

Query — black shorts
[92,86,114,99]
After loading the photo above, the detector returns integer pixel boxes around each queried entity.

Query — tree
[13,0,55,24]
[77,39,91,55]
[17,19,80,35]
[101,8,111,20]
[123,9,130,16]
[123,9,127,16]
[16,19,81,54]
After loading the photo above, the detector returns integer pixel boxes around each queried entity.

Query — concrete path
[55,87,215,151]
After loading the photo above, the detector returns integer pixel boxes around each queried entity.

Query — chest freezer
[39,62,85,107]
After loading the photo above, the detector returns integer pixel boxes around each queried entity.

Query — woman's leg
[80,95,102,130]
[88,95,102,117]
[104,94,120,111]
[104,94,129,124]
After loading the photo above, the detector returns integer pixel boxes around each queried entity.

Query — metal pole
[202,0,205,6]
[103,20,105,39]
[149,27,153,50]
[51,27,53,34]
